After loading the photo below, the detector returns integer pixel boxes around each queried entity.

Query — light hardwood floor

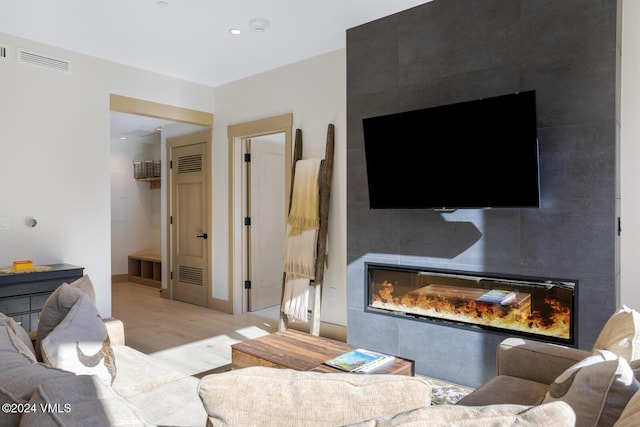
[111,281,278,355]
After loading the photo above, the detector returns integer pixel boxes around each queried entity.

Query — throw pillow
[0,313,36,357]
[614,388,640,427]
[198,366,431,426]
[20,375,153,427]
[593,305,640,362]
[35,283,85,360]
[0,323,37,363]
[68,274,97,305]
[348,401,576,427]
[0,352,73,401]
[542,349,640,427]
[41,293,116,385]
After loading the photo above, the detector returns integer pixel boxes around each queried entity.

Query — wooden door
[169,133,209,307]
[246,136,286,311]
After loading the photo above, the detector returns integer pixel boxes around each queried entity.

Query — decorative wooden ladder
[279,124,335,336]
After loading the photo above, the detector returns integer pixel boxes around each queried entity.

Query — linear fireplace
[366,263,577,346]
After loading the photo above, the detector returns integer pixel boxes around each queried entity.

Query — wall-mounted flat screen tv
[362,90,540,210]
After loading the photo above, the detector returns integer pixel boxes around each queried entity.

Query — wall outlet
[0,217,9,231]
[328,286,337,301]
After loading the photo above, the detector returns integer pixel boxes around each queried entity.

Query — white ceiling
[0,0,430,87]
[1,0,431,138]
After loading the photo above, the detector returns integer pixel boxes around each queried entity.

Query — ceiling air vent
[17,48,70,73]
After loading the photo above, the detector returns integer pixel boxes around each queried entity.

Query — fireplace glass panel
[366,263,576,345]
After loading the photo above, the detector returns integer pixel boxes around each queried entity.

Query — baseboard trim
[111,274,128,284]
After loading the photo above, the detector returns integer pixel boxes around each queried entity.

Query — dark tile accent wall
[346,0,620,388]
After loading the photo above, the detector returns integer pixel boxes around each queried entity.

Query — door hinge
[244,217,251,226]
[618,217,622,236]
[244,280,251,289]
[170,160,173,169]
[170,216,173,225]
[170,271,173,280]
[244,153,251,162]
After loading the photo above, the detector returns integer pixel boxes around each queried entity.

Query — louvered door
[169,134,209,307]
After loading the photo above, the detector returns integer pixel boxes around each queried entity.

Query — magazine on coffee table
[324,349,395,373]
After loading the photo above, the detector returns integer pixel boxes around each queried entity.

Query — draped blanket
[281,159,321,322]
[287,159,321,236]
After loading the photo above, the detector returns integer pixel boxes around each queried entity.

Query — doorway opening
[109,94,213,306]
[228,114,293,315]
[243,133,286,313]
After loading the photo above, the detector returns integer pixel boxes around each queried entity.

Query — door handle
[196,233,208,239]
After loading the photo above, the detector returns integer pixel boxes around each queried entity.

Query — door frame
[227,114,293,314]
[110,94,214,302]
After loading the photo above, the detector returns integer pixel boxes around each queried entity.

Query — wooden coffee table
[231,329,414,376]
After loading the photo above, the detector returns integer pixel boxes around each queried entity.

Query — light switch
[0,217,9,231]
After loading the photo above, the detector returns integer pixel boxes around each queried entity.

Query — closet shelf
[135,177,161,189]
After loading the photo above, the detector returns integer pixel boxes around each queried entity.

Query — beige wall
[212,49,347,325]
[0,33,215,317]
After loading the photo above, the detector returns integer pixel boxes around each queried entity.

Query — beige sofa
[0,275,206,427]
[458,305,640,427]
[195,305,640,426]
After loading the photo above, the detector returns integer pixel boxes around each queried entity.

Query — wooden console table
[232,329,414,376]
[0,263,84,331]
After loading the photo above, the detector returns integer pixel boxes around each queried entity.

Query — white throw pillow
[41,294,116,385]
[542,349,640,427]
[593,305,640,362]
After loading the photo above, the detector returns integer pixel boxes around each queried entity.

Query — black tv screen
[362,91,540,210]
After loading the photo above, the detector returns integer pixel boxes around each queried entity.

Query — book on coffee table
[324,349,395,373]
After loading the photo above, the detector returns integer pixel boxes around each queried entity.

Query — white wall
[212,49,347,325]
[0,33,215,317]
[110,138,162,275]
[621,0,640,309]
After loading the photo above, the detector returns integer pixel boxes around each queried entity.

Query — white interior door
[246,135,286,311]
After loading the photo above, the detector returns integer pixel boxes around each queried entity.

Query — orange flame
[371,281,571,339]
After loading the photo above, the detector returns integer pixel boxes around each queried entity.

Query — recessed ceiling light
[120,136,127,140]
[229,29,242,36]
[157,1,168,6]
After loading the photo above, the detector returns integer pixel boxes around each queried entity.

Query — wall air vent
[17,48,71,73]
